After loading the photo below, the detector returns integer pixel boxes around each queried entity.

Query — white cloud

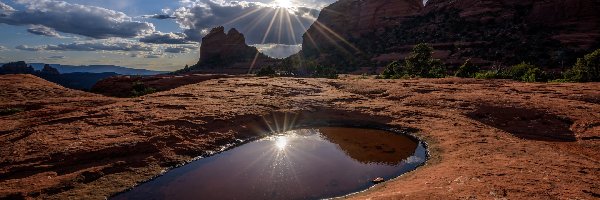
[0,0,155,39]
[0,1,15,12]
[27,25,61,37]
[139,32,191,44]
[254,43,301,58]
[172,0,319,44]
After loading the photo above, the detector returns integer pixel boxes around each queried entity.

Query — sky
[0,0,336,71]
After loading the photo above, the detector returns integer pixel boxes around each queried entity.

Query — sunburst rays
[217,1,362,73]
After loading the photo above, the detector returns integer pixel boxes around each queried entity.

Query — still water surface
[113,127,426,200]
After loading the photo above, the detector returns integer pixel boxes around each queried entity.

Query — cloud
[254,43,301,58]
[27,25,61,37]
[0,1,15,12]
[141,14,175,19]
[0,45,7,51]
[173,0,319,45]
[139,32,191,44]
[15,45,43,51]
[46,55,66,59]
[164,45,197,53]
[0,0,155,39]
[144,54,163,58]
[16,40,154,52]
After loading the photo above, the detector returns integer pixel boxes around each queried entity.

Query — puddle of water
[113,127,426,200]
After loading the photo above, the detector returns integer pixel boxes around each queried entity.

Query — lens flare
[275,136,288,150]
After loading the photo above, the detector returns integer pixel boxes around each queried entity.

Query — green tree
[381,61,401,79]
[564,49,600,82]
[131,81,157,97]
[507,62,547,82]
[256,66,276,77]
[404,43,446,78]
[455,59,479,78]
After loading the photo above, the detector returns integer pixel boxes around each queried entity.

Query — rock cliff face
[423,0,600,49]
[191,26,275,74]
[303,0,423,57]
[301,0,600,69]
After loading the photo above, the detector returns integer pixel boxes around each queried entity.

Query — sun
[275,0,293,9]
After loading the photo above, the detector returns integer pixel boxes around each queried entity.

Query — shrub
[256,66,276,77]
[521,67,547,82]
[381,61,401,79]
[506,62,547,82]
[455,59,479,78]
[564,49,600,82]
[474,71,503,79]
[380,43,447,79]
[131,81,157,97]
[307,65,338,79]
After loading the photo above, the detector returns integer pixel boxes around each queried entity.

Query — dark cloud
[27,25,61,37]
[0,0,155,39]
[47,55,66,59]
[16,41,154,52]
[139,32,191,44]
[164,45,197,53]
[141,14,175,19]
[174,0,319,45]
[254,43,301,58]
[144,54,163,58]
[15,45,43,51]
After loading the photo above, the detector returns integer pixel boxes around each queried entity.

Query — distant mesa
[28,63,167,76]
[1,61,122,90]
[41,64,60,75]
[182,26,276,74]
[0,61,36,74]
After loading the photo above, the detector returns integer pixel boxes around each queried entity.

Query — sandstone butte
[0,74,599,199]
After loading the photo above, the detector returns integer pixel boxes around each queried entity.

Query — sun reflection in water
[275,136,288,150]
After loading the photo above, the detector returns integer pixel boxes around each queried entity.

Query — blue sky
[0,0,430,71]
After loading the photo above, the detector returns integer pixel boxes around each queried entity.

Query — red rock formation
[301,0,600,69]
[303,0,423,54]
[424,0,600,49]
[527,0,600,49]
[200,27,253,64]
[192,26,276,74]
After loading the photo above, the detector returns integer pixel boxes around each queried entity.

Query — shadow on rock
[467,105,576,142]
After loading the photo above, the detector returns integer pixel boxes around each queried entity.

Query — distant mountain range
[27,63,168,75]
[1,61,168,91]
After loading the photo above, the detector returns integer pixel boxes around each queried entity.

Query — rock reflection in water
[113,127,426,200]
[318,127,418,165]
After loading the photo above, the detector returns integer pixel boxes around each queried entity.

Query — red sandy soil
[0,74,598,199]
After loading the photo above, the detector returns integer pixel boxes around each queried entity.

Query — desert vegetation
[130,81,157,97]
[375,43,599,83]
